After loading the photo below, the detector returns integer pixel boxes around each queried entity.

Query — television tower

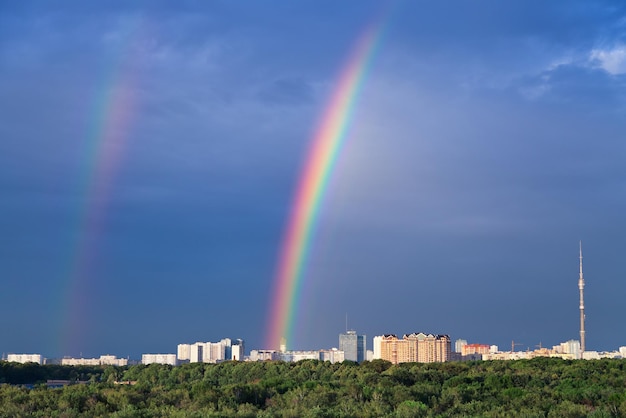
[578,241,585,354]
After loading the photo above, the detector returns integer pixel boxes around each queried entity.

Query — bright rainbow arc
[265,18,387,350]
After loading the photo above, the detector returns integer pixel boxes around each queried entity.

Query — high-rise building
[231,339,245,361]
[177,344,191,361]
[376,333,451,364]
[339,330,366,363]
[206,341,225,362]
[379,334,400,364]
[179,338,240,363]
[222,338,232,361]
[373,336,383,359]
[190,343,204,363]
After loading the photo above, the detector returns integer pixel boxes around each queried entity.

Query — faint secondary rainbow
[59,21,144,356]
[265,18,388,350]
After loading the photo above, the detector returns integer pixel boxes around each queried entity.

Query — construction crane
[511,340,523,352]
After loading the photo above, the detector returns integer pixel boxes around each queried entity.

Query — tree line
[1,357,626,417]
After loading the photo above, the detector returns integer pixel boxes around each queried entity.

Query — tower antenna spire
[579,241,586,356]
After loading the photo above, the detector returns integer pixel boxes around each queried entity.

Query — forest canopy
[1,358,626,417]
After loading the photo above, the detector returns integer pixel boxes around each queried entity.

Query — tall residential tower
[579,241,585,355]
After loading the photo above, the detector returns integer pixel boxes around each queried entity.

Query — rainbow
[265,18,388,350]
[59,22,143,356]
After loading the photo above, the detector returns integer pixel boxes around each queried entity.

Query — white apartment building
[454,339,468,353]
[206,341,226,362]
[249,350,279,361]
[231,340,245,361]
[142,354,177,366]
[7,354,42,364]
[553,340,581,359]
[319,348,345,363]
[582,350,623,359]
[189,343,204,363]
[373,336,382,360]
[178,338,244,363]
[61,355,128,366]
[249,349,345,363]
[279,351,319,362]
[177,344,191,361]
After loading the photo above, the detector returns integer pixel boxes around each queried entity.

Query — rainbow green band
[265,17,388,350]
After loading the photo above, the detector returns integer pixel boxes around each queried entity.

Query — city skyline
[2,1,626,358]
[5,330,626,364]
[3,308,620,362]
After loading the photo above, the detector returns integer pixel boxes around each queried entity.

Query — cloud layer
[1,0,625,356]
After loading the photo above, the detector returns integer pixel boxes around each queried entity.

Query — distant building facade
[376,333,451,364]
[373,336,383,359]
[553,340,581,359]
[454,339,468,353]
[7,354,42,364]
[141,354,177,366]
[279,351,321,362]
[249,350,279,361]
[339,330,366,363]
[177,338,244,363]
[189,343,203,363]
[61,355,127,366]
[231,339,245,361]
[249,348,345,364]
[461,344,491,356]
[177,344,191,361]
[482,340,583,361]
[319,348,345,363]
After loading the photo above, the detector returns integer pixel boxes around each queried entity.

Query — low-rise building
[320,348,345,363]
[249,350,280,361]
[61,355,127,366]
[279,351,320,362]
[462,344,491,356]
[552,340,581,359]
[482,351,531,360]
[249,348,345,363]
[142,354,177,366]
[7,354,42,364]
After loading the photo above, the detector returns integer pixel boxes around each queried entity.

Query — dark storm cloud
[1,0,625,356]
[257,78,315,106]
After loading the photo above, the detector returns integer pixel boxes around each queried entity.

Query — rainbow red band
[265,18,387,350]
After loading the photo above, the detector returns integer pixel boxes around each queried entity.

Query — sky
[1,0,626,359]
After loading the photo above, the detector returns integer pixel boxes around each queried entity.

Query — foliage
[1,358,626,416]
